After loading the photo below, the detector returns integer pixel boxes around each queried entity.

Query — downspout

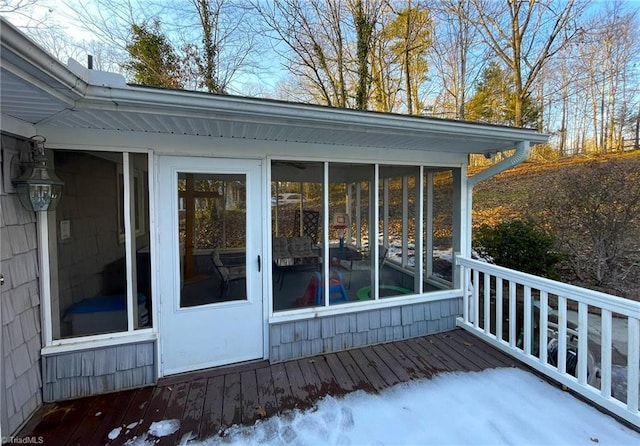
[457,140,530,321]
[467,140,530,188]
[463,140,531,258]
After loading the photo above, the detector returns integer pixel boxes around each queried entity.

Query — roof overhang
[1,18,548,155]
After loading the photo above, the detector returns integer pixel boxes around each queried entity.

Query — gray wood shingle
[10,344,31,377]
[116,345,137,371]
[8,225,29,255]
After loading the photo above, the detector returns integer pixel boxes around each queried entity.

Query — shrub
[473,219,562,277]
[540,159,640,286]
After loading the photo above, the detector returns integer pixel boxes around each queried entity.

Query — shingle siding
[42,342,156,401]
[1,179,42,437]
[269,297,462,362]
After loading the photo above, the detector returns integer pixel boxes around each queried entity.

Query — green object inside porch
[356,285,412,300]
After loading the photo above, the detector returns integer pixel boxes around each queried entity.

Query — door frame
[156,155,267,377]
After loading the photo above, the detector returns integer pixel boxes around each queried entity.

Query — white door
[158,156,264,376]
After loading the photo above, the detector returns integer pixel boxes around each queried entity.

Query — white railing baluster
[473,269,480,330]
[558,296,567,375]
[509,281,516,348]
[455,256,640,427]
[463,265,470,324]
[524,286,532,355]
[628,318,639,413]
[601,309,612,399]
[496,278,503,342]
[484,272,491,335]
[540,291,548,365]
[577,301,589,386]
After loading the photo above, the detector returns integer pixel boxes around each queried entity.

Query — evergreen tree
[123,20,183,89]
[466,61,538,127]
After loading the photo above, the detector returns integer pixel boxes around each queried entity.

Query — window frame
[40,148,156,352]
[268,157,464,320]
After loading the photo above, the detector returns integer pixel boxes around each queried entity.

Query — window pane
[335,163,374,303]
[424,169,454,291]
[131,153,152,329]
[53,151,141,338]
[378,165,419,298]
[271,161,323,311]
[179,173,247,307]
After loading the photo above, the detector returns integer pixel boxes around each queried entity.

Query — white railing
[456,256,640,428]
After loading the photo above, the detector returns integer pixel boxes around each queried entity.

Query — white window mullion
[323,162,330,306]
[415,166,424,292]
[373,164,380,300]
[123,153,137,331]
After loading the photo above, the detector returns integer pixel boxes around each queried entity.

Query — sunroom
[21,17,640,438]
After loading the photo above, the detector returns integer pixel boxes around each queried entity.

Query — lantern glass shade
[15,164,64,212]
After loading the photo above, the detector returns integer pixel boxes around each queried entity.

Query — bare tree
[58,0,256,92]
[469,0,586,127]
[429,0,486,120]
[253,0,350,106]
[349,0,382,110]
[381,1,431,115]
[576,3,639,153]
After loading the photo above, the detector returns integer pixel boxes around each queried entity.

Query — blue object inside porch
[314,270,349,306]
[65,293,146,314]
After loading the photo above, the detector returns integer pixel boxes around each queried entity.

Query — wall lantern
[12,135,64,212]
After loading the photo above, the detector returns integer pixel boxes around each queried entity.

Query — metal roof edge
[80,84,549,145]
[0,17,88,100]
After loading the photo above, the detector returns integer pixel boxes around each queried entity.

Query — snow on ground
[120,368,640,446]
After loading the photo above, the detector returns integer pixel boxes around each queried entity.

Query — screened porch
[269,160,461,312]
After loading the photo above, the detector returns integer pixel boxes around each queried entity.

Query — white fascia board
[0,113,36,137]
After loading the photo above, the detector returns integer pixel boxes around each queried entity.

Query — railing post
[496,278,503,342]
[558,296,567,375]
[577,302,589,385]
[540,291,549,365]
[484,272,491,335]
[601,309,612,399]
[509,281,516,348]
[628,318,639,412]
[473,269,480,329]
[462,263,470,324]
[524,286,532,355]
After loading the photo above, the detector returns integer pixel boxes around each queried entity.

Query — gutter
[467,140,531,188]
[0,18,88,101]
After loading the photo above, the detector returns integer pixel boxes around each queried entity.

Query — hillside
[471,150,640,300]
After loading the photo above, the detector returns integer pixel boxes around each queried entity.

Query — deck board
[255,366,278,419]
[177,378,207,441]
[296,358,321,401]
[221,373,242,427]
[199,375,224,439]
[88,388,140,446]
[336,350,375,392]
[240,370,260,425]
[284,360,312,408]
[361,346,402,387]
[371,344,414,382]
[12,329,521,444]
[348,349,387,391]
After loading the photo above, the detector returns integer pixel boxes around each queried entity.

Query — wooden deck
[13,329,522,445]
